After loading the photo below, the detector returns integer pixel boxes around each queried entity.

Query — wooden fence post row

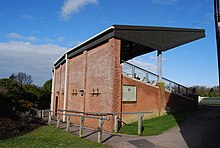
[137,114,144,136]
[114,114,118,133]
[48,111,51,124]
[66,115,70,132]
[57,114,60,128]
[79,116,85,137]
[98,118,104,143]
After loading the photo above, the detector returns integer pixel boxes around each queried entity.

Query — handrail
[121,60,193,96]
[48,109,152,137]
[57,109,152,116]
[50,111,109,120]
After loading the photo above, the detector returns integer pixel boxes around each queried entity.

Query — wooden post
[138,114,144,136]
[79,116,85,137]
[42,110,44,118]
[66,115,70,132]
[38,110,41,118]
[114,115,118,133]
[57,114,60,128]
[98,118,104,143]
[48,111,51,124]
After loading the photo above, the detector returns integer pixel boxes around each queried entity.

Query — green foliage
[0,126,107,148]
[0,78,52,111]
[0,78,24,101]
[192,85,220,97]
[23,84,41,102]
[42,79,52,94]
[38,79,52,108]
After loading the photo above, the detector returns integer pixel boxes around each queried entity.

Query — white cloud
[7,33,23,39]
[59,0,98,21]
[21,14,34,20]
[57,36,65,42]
[149,0,179,5]
[0,41,67,85]
[7,33,38,42]
[128,59,157,72]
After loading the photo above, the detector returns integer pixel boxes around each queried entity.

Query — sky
[0,0,218,87]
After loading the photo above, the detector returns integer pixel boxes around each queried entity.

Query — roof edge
[53,25,115,68]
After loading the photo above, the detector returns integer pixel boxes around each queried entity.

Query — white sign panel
[122,85,136,102]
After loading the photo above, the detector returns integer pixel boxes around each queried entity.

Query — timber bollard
[114,115,118,133]
[137,114,144,136]
[98,118,104,143]
[79,116,85,137]
[66,115,70,132]
[42,110,44,118]
[48,111,51,124]
[38,110,42,118]
[57,114,60,128]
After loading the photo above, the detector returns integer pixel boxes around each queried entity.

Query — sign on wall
[122,85,136,102]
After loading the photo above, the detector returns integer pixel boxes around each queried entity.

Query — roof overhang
[54,25,205,69]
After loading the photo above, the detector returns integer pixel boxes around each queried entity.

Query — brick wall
[52,37,197,132]
[164,91,197,112]
[122,76,159,123]
[53,38,121,132]
[121,76,197,123]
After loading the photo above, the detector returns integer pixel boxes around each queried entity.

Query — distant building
[51,25,205,131]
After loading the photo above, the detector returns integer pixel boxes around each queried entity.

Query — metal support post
[178,85,180,94]
[66,115,70,132]
[57,114,60,128]
[137,114,144,136]
[114,115,118,133]
[132,66,135,78]
[79,116,85,137]
[157,50,162,82]
[145,72,149,82]
[169,82,172,92]
[98,118,104,143]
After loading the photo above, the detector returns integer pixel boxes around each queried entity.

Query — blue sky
[0,0,218,87]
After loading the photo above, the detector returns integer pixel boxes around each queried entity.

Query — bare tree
[10,72,33,85]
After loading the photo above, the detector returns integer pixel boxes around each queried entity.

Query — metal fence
[46,109,152,142]
[121,60,193,96]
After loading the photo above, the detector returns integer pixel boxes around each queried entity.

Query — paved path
[46,107,220,148]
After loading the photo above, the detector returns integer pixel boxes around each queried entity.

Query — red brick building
[51,25,205,131]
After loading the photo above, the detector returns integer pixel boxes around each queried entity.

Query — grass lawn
[119,109,194,136]
[0,125,108,148]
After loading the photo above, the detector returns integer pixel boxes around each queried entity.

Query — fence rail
[45,109,152,142]
[121,60,193,96]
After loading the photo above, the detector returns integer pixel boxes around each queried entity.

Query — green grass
[119,110,194,136]
[0,125,107,148]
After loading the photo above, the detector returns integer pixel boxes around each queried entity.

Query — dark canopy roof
[54,25,205,68]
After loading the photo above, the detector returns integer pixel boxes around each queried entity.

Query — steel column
[157,50,162,82]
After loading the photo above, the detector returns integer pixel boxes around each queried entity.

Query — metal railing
[48,110,109,143]
[121,60,193,96]
[46,109,152,142]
